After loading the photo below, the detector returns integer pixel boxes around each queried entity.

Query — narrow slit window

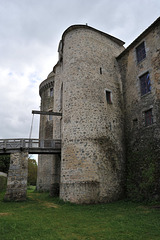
[50,88,53,97]
[48,110,53,121]
[133,118,138,128]
[145,109,153,126]
[105,90,112,104]
[49,114,53,121]
[100,67,102,74]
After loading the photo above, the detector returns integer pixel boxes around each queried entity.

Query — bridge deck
[0,139,61,154]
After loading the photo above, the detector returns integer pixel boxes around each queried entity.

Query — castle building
[37,17,160,203]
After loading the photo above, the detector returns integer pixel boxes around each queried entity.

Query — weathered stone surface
[37,74,61,193]
[4,152,28,201]
[38,18,160,203]
[117,20,160,201]
[38,25,125,203]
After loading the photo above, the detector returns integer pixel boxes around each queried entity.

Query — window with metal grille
[145,109,153,126]
[136,41,146,63]
[140,72,151,96]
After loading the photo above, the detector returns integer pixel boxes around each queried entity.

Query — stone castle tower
[37,18,160,203]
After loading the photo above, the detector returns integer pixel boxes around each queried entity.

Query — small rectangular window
[48,110,53,121]
[49,114,53,121]
[145,109,153,126]
[50,88,53,97]
[136,41,146,63]
[133,118,138,127]
[140,72,151,96]
[105,90,112,104]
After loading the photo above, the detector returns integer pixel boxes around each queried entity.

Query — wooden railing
[0,139,61,154]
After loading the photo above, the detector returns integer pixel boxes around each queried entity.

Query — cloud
[0,67,39,138]
[0,0,159,140]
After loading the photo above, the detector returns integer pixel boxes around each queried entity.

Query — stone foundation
[4,152,28,201]
[60,181,100,204]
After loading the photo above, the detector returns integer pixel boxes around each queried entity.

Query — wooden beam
[32,110,62,116]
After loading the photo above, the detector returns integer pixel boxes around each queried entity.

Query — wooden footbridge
[1,110,62,202]
[0,138,61,154]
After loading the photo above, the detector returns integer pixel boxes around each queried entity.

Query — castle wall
[50,65,62,196]
[117,22,160,201]
[37,19,160,203]
[37,76,56,192]
[59,27,125,203]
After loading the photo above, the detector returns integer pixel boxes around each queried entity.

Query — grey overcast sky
[0,0,160,139]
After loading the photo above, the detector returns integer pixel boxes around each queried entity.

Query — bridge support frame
[4,151,28,201]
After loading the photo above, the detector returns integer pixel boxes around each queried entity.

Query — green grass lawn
[0,188,160,240]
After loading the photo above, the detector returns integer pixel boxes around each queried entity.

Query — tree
[0,155,10,173]
[28,158,37,186]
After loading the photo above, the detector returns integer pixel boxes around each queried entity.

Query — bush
[0,176,7,191]
[28,158,37,186]
[0,155,10,173]
[126,145,158,202]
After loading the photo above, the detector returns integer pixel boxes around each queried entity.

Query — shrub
[0,175,7,191]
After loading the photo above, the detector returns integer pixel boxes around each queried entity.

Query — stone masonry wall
[37,75,55,192]
[4,152,28,201]
[50,63,63,196]
[57,27,125,203]
[38,20,160,203]
[117,22,160,201]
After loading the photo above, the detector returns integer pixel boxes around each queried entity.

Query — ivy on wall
[126,142,159,202]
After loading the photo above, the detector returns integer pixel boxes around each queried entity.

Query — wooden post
[32,110,62,116]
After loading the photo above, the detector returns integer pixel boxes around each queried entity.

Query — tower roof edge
[62,24,125,46]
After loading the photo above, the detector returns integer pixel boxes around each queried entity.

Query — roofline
[39,77,54,97]
[52,24,125,73]
[117,16,160,59]
[61,24,125,46]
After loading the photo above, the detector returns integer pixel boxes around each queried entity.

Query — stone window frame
[144,108,153,126]
[136,41,146,63]
[142,106,155,127]
[104,89,112,104]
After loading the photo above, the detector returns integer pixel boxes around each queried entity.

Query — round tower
[59,25,125,203]
[37,72,56,192]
